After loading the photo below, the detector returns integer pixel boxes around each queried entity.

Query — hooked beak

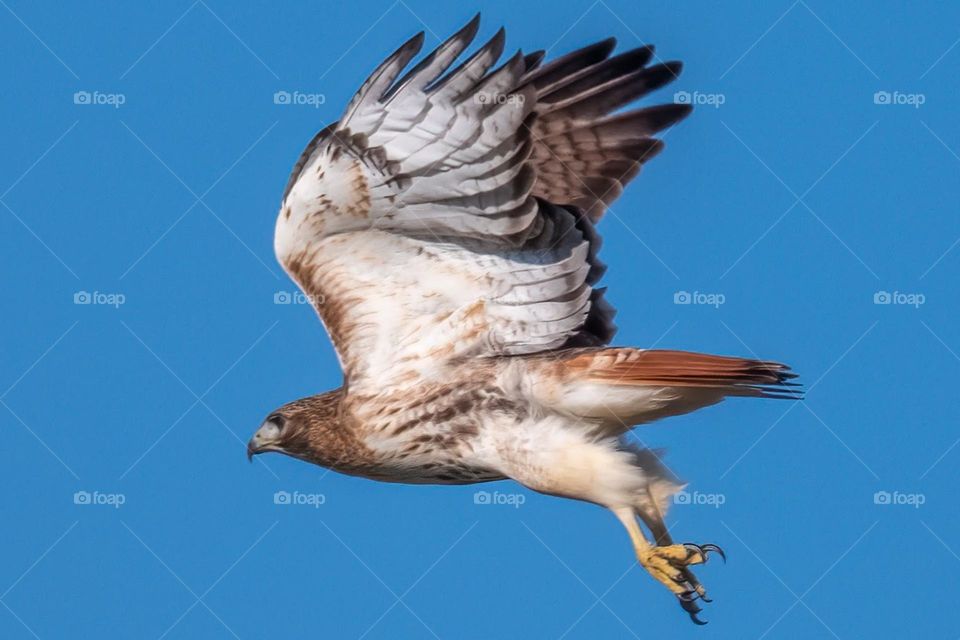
[247,422,278,462]
[248,416,284,462]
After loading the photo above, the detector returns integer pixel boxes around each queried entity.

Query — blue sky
[1,1,958,638]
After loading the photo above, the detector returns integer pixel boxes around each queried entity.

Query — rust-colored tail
[556,348,801,399]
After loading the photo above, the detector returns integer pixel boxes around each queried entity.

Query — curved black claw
[701,543,726,563]
[689,612,708,625]
[677,594,701,615]
[678,566,708,600]
[683,542,726,564]
[673,544,722,622]
[683,542,704,557]
[677,591,709,624]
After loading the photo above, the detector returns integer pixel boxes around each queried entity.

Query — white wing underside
[275,17,687,390]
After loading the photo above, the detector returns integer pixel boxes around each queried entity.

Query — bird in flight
[247,15,798,624]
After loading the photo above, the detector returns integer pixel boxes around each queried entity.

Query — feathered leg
[489,421,723,623]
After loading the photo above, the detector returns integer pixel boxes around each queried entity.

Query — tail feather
[529,347,801,428]
[563,348,799,398]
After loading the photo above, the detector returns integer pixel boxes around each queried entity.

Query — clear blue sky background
[2,1,958,638]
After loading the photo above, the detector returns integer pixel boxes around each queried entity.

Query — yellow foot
[637,543,725,624]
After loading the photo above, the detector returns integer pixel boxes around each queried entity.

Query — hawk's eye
[258,414,287,440]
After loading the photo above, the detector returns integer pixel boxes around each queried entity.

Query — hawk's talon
[682,542,725,564]
[682,543,707,562]
[701,543,726,563]
[635,542,723,624]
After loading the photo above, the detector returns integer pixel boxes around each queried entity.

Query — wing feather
[276,18,685,388]
[523,44,690,220]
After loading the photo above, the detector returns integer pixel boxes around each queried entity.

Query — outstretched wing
[276,16,686,390]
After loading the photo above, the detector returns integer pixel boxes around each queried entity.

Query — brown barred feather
[519,41,691,221]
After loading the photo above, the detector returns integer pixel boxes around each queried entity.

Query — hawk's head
[247,390,346,465]
[247,412,291,460]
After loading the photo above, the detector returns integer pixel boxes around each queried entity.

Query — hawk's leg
[612,507,724,624]
[488,427,724,623]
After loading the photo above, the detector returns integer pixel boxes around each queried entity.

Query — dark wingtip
[461,13,481,41]
[650,60,683,83]
[388,30,424,68]
[598,36,618,56]
[649,102,694,129]
[486,26,507,64]
[524,50,546,72]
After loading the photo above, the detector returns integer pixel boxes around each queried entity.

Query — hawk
[247,15,798,624]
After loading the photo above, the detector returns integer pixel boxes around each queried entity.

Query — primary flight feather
[247,15,799,624]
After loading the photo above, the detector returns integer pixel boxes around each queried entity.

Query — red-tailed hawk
[247,15,798,624]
